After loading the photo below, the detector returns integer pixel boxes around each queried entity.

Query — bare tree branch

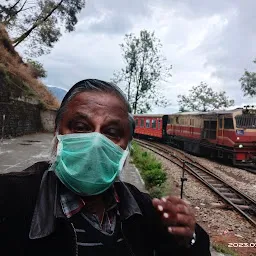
[13,0,64,47]
[4,0,28,25]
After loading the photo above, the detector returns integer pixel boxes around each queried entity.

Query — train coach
[134,107,256,167]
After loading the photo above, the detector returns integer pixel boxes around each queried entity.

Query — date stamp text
[228,243,256,248]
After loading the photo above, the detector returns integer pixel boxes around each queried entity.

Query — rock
[210,203,228,209]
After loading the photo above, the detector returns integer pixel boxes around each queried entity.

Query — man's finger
[152,198,178,216]
[153,198,192,219]
[161,212,194,227]
[165,196,189,206]
[176,213,195,227]
[168,226,193,237]
[176,204,193,215]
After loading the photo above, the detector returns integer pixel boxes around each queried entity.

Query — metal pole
[180,161,187,199]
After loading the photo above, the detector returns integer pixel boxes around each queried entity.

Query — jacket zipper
[121,222,135,256]
[70,222,78,256]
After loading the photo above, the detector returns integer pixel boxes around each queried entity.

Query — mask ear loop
[118,142,131,177]
[49,132,59,166]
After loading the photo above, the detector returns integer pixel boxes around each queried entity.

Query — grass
[130,142,168,198]
[212,243,238,256]
[0,25,59,110]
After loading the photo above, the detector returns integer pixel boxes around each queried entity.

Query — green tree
[239,59,256,97]
[178,82,234,112]
[26,59,47,78]
[0,0,86,56]
[179,106,189,112]
[112,30,172,114]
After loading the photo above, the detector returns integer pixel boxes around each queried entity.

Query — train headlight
[237,137,240,140]
[239,144,243,148]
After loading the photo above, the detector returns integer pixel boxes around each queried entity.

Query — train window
[135,119,139,127]
[224,118,234,129]
[146,119,150,128]
[236,115,256,128]
[204,121,209,129]
[140,119,144,127]
[210,121,216,129]
[190,119,194,126]
[152,119,156,129]
[203,121,217,139]
[167,117,173,124]
[158,119,161,129]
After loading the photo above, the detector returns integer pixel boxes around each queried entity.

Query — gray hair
[55,79,135,137]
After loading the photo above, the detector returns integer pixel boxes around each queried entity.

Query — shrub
[131,142,168,196]
[26,59,47,78]
[212,243,238,256]
[143,169,167,188]
[148,186,164,198]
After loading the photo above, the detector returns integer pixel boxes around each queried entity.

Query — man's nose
[94,125,102,134]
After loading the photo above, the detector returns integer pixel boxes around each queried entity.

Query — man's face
[59,91,131,149]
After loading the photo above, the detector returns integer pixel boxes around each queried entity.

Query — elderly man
[0,79,210,256]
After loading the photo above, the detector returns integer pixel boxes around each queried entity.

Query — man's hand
[152,196,195,239]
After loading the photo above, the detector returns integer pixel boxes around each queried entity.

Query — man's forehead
[67,91,128,115]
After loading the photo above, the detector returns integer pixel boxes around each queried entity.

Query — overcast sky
[35,0,256,113]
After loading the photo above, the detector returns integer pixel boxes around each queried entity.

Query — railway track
[134,139,256,227]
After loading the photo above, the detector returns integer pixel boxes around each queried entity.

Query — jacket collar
[29,169,142,240]
[114,181,143,221]
[29,168,64,239]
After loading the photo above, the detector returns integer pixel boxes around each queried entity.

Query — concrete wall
[40,110,57,133]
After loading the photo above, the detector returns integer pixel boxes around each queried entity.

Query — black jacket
[0,162,211,256]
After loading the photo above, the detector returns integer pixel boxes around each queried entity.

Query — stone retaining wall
[0,100,42,138]
[40,109,57,133]
[0,75,57,138]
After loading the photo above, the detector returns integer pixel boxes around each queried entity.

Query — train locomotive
[134,107,256,167]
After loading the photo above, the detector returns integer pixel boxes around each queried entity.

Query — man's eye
[105,128,120,138]
[73,122,90,132]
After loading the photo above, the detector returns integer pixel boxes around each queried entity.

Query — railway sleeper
[198,175,212,179]
[217,188,231,193]
[236,205,251,211]
[210,183,225,187]
[195,173,208,178]
[222,192,237,197]
[205,179,219,183]
[228,198,246,205]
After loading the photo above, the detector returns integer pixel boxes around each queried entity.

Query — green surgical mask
[54,132,129,196]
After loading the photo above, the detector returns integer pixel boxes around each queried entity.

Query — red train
[134,108,256,167]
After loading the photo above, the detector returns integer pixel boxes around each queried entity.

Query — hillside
[0,24,59,110]
[47,86,67,103]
